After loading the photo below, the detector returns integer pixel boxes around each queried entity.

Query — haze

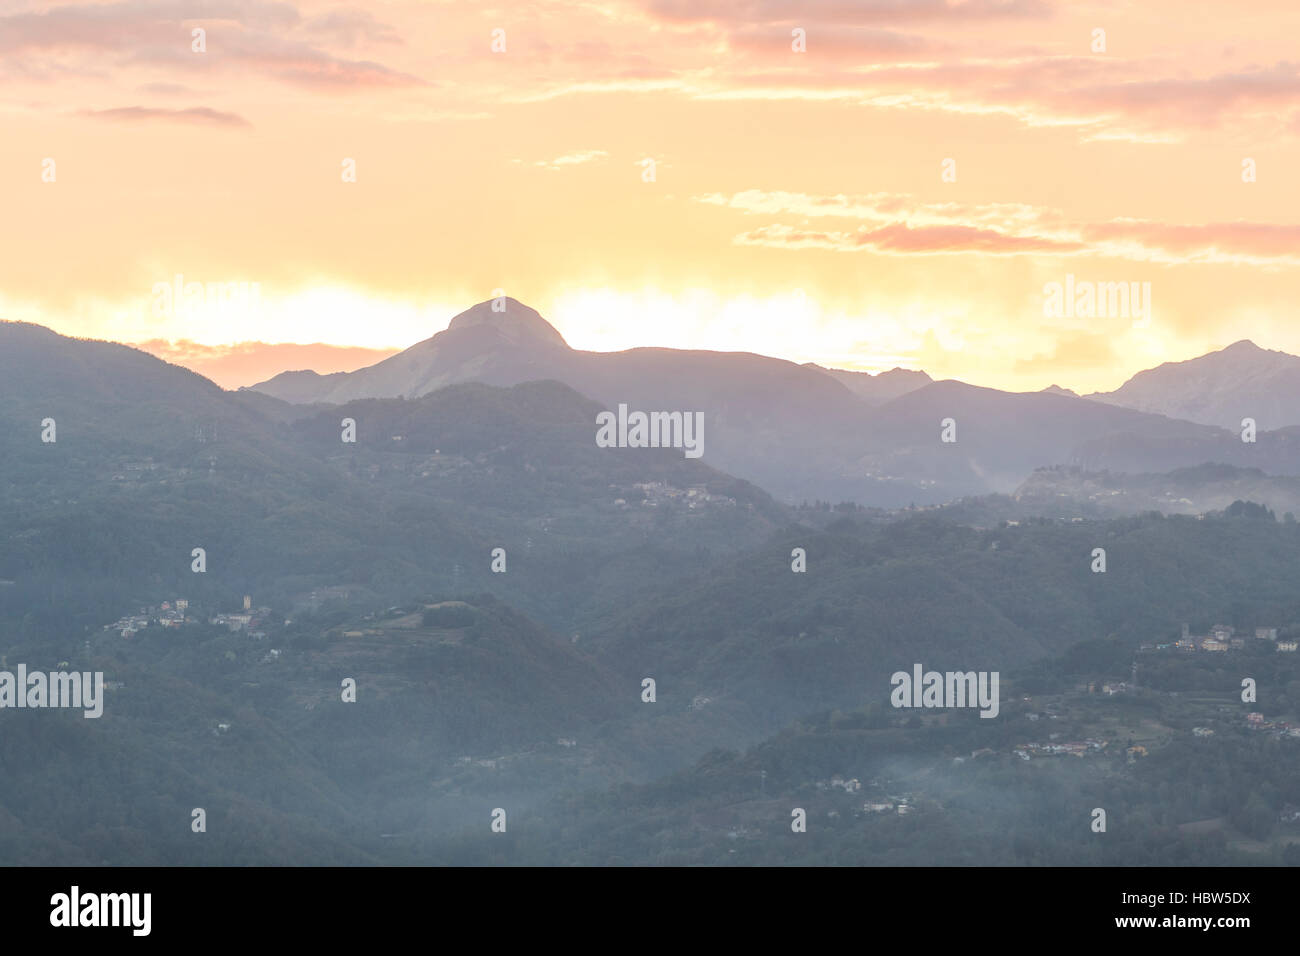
[5,0,1300,392]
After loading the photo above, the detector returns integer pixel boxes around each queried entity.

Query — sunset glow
[5,0,1300,391]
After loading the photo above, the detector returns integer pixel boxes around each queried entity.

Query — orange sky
[5,0,1300,392]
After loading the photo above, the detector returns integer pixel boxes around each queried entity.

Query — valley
[6,311,1300,865]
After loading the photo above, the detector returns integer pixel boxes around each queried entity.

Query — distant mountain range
[249,302,1300,431]
[13,303,1300,509]
[245,300,1300,504]
[800,363,932,404]
[250,299,872,502]
[135,340,400,391]
[1086,339,1300,431]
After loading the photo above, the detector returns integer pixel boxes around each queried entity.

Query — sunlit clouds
[4,0,1300,392]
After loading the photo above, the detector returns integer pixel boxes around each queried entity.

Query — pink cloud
[0,0,423,91]
[643,0,1053,26]
[734,222,1085,255]
[708,190,1300,264]
[77,105,251,126]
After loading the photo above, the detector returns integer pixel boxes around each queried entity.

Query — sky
[4,0,1300,392]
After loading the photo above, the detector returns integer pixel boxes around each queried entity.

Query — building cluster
[1146,624,1296,653]
[105,595,275,640]
[613,482,738,510]
[211,594,271,638]
[106,599,190,637]
[109,458,160,482]
[1077,681,1131,695]
[211,608,271,640]
[1244,712,1300,738]
[815,775,918,816]
[1012,737,1109,760]
[861,796,915,815]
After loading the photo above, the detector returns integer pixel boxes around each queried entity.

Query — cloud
[703,190,1300,265]
[534,149,610,170]
[1079,221,1300,265]
[722,58,1300,140]
[1067,62,1300,126]
[642,0,1053,26]
[301,8,403,48]
[734,221,1085,255]
[0,0,423,91]
[0,0,299,53]
[135,80,196,95]
[726,25,940,59]
[76,105,251,126]
[698,189,1050,229]
[127,30,427,90]
[482,15,1300,145]
[1013,332,1122,374]
[503,77,690,103]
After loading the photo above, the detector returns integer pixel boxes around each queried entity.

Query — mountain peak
[1220,339,1262,353]
[1088,337,1300,431]
[445,298,569,349]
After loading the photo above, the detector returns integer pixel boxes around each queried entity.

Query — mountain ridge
[1087,337,1300,430]
[21,308,1300,506]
